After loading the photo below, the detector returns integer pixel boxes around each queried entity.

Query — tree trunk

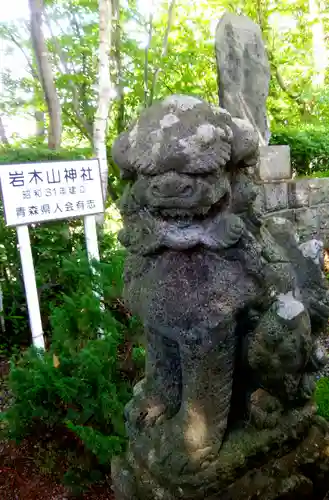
[35,110,45,137]
[144,7,154,108]
[94,0,115,205]
[0,115,9,145]
[113,0,125,134]
[6,28,46,141]
[28,0,62,149]
[44,11,94,142]
[309,0,327,88]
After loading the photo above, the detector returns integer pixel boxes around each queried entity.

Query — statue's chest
[147,250,242,293]
[129,250,260,330]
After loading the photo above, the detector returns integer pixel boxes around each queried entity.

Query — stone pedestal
[258,145,291,181]
[112,409,329,500]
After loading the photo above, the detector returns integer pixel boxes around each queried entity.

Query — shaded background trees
[1,0,328,143]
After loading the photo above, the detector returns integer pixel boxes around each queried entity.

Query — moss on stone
[316,377,329,420]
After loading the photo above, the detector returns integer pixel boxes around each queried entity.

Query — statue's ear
[111,131,137,180]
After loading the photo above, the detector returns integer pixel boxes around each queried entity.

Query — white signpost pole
[84,214,100,262]
[84,214,105,337]
[16,225,45,350]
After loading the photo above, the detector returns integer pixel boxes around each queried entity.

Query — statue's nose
[151,174,194,198]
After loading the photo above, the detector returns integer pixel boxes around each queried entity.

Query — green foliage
[1,243,139,487]
[270,127,329,177]
[0,144,92,164]
[315,377,329,421]
[66,423,124,465]
[4,0,329,147]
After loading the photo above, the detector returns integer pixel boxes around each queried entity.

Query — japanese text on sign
[0,159,104,226]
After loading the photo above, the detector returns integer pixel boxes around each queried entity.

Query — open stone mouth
[150,191,231,223]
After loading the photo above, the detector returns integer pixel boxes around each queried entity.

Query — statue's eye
[194,172,211,178]
[188,171,216,181]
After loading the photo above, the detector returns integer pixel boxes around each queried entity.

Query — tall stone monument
[110,13,329,500]
[215,12,270,146]
[215,12,291,183]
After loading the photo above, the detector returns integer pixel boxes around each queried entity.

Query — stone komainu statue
[111,95,329,500]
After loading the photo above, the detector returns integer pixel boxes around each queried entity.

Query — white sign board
[0,159,104,226]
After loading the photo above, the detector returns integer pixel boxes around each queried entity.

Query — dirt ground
[0,358,114,500]
[0,439,115,499]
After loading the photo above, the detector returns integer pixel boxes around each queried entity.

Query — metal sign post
[84,214,101,262]
[0,159,105,349]
[16,225,45,349]
[84,214,105,337]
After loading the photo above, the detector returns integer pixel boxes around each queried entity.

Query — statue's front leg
[174,323,236,455]
[125,328,181,435]
[138,324,238,476]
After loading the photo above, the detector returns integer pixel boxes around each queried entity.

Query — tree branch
[69,9,88,108]
[62,107,89,138]
[28,0,62,149]
[0,115,9,145]
[144,7,154,107]
[160,80,174,94]
[112,0,125,133]
[148,0,176,107]
[271,62,304,105]
[6,29,39,81]
[43,10,93,142]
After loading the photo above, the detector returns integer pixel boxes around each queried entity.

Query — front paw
[125,394,167,432]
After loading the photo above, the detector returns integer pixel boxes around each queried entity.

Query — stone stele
[111,94,329,500]
[215,12,271,146]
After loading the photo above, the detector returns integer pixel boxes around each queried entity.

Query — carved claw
[298,373,317,401]
[125,394,168,432]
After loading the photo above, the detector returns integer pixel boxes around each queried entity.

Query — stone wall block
[309,178,329,206]
[259,145,291,181]
[294,207,319,243]
[253,183,266,217]
[317,203,329,247]
[288,179,310,208]
[264,182,288,212]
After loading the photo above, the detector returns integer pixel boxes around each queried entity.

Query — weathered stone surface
[263,181,288,211]
[299,239,324,268]
[260,179,329,247]
[253,183,266,218]
[309,177,329,206]
[318,203,329,247]
[111,94,329,500]
[215,419,329,500]
[295,207,319,242]
[259,145,291,181]
[215,12,270,145]
[263,209,295,224]
[288,179,310,208]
